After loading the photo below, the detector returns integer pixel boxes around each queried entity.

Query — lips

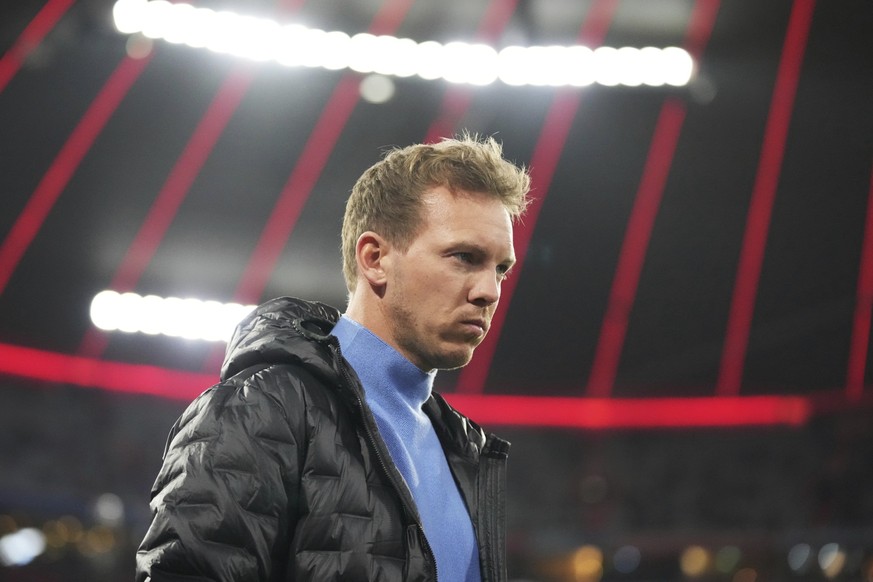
[460,318,489,336]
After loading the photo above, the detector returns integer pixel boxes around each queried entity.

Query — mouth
[460,318,489,337]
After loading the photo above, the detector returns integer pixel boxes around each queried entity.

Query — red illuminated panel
[445,394,810,429]
[0,341,824,429]
[0,0,75,93]
[0,342,213,401]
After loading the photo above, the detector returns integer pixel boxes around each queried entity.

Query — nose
[470,271,501,307]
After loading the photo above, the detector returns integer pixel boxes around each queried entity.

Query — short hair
[341,134,532,293]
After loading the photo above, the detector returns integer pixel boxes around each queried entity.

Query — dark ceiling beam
[587,101,687,396]
[0,0,74,94]
[717,0,816,395]
[846,163,873,400]
[456,0,620,394]
[0,53,150,297]
[586,0,721,398]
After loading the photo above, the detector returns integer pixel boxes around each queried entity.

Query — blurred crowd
[1,379,871,581]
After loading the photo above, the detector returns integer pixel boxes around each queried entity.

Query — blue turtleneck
[331,315,481,582]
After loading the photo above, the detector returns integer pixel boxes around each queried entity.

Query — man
[135,135,531,581]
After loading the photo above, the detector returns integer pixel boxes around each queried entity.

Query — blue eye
[454,252,474,263]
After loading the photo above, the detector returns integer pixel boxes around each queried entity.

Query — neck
[345,287,415,368]
[332,315,435,408]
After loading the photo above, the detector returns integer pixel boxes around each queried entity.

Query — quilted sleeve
[135,365,308,582]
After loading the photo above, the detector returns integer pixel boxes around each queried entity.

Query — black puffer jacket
[135,297,510,582]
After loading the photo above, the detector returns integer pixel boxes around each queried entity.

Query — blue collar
[331,315,436,409]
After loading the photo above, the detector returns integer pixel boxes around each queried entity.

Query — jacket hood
[220,297,342,382]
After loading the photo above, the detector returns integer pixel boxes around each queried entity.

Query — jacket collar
[220,296,340,382]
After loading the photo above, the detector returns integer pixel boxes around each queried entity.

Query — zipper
[328,339,439,581]
[479,435,510,582]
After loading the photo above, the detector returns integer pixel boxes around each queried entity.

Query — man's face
[382,186,515,371]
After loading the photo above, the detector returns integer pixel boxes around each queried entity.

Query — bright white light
[139,294,164,335]
[187,10,216,45]
[320,31,352,70]
[205,11,242,55]
[112,0,148,34]
[384,37,418,77]
[818,543,846,578]
[415,41,445,81]
[594,46,622,87]
[90,290,119,331]
[162,296,190,338]
[90,290,256,343]
[540,46,573,86]
[360,74,395,104]
[662,46,694,86]
[0,528,46,567]
[565,46,596,86]
[298,28,329,67]
[638,46,664,86]
[442,42,498,85]
[231,16,283,62]
[161,3,195,45]
[276,24,309,67]
[441,42,470,84]
[94,493,125,526]
[367,35,397,75]
[110,0,694,87]
[139,0,172,40]
[496,46,527,86]
[183,7,217,49]
[117,292,142,333]
[616,47,642,86]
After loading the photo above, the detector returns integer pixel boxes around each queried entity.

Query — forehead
[416,186,514,251]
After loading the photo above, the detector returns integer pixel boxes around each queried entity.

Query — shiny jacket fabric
[135,297,510,582]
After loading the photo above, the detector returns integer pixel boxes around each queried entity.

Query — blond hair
[341,134,531,292]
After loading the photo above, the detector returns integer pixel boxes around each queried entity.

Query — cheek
[405,265,467,304]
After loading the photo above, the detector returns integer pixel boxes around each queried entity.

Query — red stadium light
[0,342,846,429]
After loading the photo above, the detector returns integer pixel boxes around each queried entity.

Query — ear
[355,231,391,288]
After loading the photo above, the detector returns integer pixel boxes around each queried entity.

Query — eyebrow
[452,241,515,267]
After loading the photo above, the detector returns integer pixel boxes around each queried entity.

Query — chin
[431,350,475,371]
